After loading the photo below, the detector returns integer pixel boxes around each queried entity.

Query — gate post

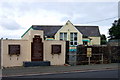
[101,54,103,64]
[88,57,90,65]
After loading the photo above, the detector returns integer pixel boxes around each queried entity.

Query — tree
[109,18,120,39]
[100,34,107,45]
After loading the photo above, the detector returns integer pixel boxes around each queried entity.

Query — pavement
[2,63,119,77]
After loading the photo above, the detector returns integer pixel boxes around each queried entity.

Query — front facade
[1,20,101,67]
[22,20,101,46]
[1,30,66,67]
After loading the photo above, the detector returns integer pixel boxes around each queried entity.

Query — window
[60,33,67,40]
[70,33,77,45]
[83,41,88,45]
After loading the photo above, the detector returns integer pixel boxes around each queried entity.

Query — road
[1,63,119,80]
[2,69,119,78]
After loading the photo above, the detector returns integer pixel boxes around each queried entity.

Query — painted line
[2,67,119,77]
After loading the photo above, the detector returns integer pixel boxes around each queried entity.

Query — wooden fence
[76,45,120,65]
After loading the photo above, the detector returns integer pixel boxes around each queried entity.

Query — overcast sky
[0,0,119,39]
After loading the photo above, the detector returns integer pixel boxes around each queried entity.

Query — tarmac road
[8,69,119,78]
[1,63,119,80]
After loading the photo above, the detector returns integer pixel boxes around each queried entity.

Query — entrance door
[31,35,43,61]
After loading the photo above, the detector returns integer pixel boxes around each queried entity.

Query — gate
[65,41,69,64]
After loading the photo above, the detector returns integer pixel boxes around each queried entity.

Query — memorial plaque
[8,45,20,55]
[31,35,43,61]
[52,45,61,54]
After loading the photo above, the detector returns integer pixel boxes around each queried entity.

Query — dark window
[83,41,88,45]
[74,42,77,45]
[70,42,73,45]
[74,37,77,41]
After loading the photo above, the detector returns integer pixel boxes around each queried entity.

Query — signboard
[51,45,61,54]
[8,45,20,56]
[87,48,92,57]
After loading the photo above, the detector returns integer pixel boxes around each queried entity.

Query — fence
[68,45,120,65]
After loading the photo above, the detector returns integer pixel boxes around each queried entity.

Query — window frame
[70,32,78,46]
[60,32,67,40]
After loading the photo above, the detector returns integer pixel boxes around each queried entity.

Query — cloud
[0,1,118,38]
[0,27,25,39]
[0,17,21,30]
[118,1,120,18]
[0,0,119,3]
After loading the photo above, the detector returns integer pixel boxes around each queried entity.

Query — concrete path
[2,63,119,77]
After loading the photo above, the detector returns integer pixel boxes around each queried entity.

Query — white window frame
[70,32,78,45]
[60,32,67,40]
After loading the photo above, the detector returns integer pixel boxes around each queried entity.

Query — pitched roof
[75,26,100,37]
[32,25,100,37]
[32,25,62,37]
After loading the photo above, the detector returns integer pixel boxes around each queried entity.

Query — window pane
[60,33,63,40]
[70,42,73,45]
[70,33,78,45]
[64,33,67,40]
[74,42,77,45]
[74,33,77,41]
[83,41,88,45]
[70,33,73,41]
[74,33,77,37]
[74,37,77,41]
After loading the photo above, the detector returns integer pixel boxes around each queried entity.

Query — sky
[0,0,119,39]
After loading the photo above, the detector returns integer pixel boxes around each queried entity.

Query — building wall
[89,37,101,45]
[22,30,44,62]
[55,21,83,45]
[2,40,31,67]
[22,29,44,41]
[44,40,66,65]
[22,30,30,40]
[1,30,66,67]
[30,30,44,42]
[82,38,91,45]
[0,39,1,68]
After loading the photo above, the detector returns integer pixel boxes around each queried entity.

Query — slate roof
[32,25,100,37]
[32,25,62,37]
[75,26,100,37]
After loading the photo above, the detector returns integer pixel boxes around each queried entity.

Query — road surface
[2,69,119,78]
